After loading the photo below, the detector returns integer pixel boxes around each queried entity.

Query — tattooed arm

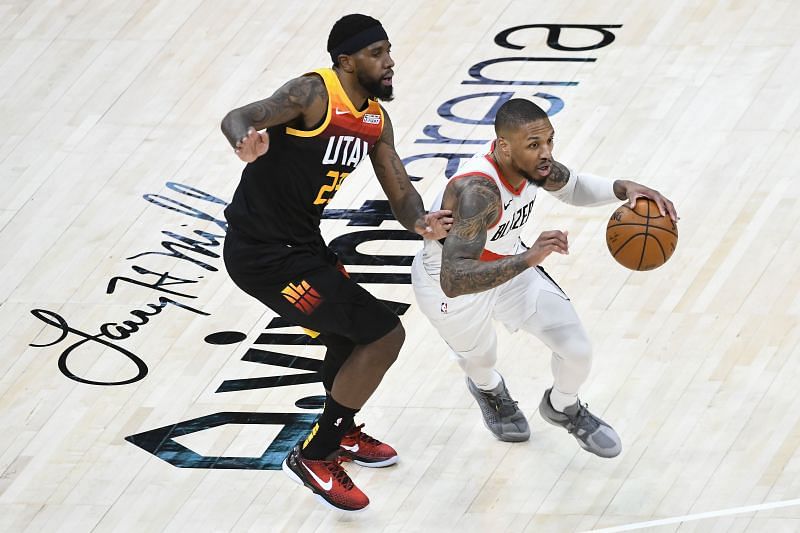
[540,160,627,199]
[542,161,678,221]
[220,74,327,162]
[539,160,573,192]
[371,107,452,239]
[440,176,569,297]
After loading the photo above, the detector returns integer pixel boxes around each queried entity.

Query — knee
[377,321,405,367]
[394,321,406,344]
[389,322,405,359]
[456,331,498,367]
[561,333,592,367]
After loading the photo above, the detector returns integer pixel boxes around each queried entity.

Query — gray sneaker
[538,388,621,458]
[466,377,530,442]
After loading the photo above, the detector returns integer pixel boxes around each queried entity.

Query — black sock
[323,391,360,433]
[301,394,358,460]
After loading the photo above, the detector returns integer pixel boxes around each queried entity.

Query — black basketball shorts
[223,228,400,346]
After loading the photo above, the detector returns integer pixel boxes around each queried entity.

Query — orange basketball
[606,198,678,271]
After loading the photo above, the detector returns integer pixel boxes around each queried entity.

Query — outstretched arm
[440,176,568,298]
[370,108,452,238]
[220,75,327,162]
[542,161,678,222]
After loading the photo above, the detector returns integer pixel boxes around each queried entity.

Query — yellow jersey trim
[284,68,382,137]
[326,68,371,118]
[285,70,332,138]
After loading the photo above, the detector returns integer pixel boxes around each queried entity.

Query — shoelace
[349,424,382,446]
[482,389,519,415]
[326,457,355,490]
[566,403,597,434]
[497,396,519,416]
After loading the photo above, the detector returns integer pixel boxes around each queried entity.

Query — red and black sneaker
[339,424,398,467]
[282,445,369,512]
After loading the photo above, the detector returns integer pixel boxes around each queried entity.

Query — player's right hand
[235,127,269,162]
[524,230,569,266]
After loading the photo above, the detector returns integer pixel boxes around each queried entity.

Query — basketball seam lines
[612,233,649,258]
[604,222,678,238]
[637,201,651,270]
[651,234,667,261]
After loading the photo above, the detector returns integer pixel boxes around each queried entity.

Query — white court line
[585,498,800,532]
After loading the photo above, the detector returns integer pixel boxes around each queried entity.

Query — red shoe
[282,445,369,512]
[340,424,398,467]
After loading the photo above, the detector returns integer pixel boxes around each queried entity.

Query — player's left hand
[620,181,678,222]
[235,127,269,163]
[416,210,453,240]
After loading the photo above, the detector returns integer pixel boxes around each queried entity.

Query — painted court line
[586,497,800,532]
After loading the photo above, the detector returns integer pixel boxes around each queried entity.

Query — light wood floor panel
[3,1,800,531]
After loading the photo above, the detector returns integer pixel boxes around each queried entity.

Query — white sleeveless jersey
[422,141,539,276]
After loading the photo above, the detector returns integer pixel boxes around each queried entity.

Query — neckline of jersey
[328,68,370,118]
[485,141,526,196]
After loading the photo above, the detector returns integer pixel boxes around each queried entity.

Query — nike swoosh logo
[302,463,333,491]
[335,108,349,115]
[504,200,513,209]
[341,443,359,453]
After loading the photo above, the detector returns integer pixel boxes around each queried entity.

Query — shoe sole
[476,408,530,442]
[480,417,531,442]
[351,455,399,468]
[281,456,368,512]
[496,431,531,443]
[573,437,621,458]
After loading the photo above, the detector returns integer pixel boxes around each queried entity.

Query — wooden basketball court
[2,0,800,530]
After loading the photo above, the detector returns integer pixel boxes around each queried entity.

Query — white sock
[474,369,503,391]
[549,387,578,412]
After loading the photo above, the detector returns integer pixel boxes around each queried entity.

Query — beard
[358,71,394,101]
[519,167,546,186]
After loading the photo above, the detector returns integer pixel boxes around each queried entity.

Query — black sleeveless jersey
[224,68,385,246]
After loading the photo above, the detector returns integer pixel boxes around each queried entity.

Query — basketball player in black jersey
[220,14,452,512]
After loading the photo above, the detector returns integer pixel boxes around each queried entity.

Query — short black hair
[495,99,548,135]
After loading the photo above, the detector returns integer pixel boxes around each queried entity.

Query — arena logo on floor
[29,23,622,470]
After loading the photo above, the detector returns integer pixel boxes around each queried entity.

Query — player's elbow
[439,272,463,298]
[444,288,463,298]
[220,109,238,135]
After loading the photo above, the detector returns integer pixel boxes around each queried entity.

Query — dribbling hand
[235,127,269,162]
[618,180,678,223]
[524,230,569,266]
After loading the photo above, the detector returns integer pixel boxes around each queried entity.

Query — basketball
[606,198,678,271]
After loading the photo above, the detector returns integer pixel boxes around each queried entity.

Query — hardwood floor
[2,1,799,531]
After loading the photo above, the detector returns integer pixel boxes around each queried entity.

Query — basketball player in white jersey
[411,99,677,457]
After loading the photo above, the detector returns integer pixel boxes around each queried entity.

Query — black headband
[329,24,388,62]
